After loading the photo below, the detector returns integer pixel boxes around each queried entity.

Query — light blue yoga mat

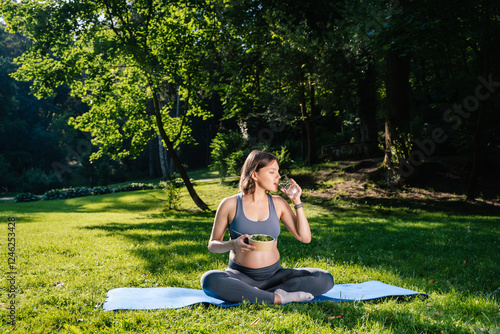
[103,281,427,311]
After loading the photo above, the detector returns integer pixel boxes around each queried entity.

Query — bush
[273,146,293,175]
[160,178,183,210]
[111,183,157,193]
[14,192,40,202]
[0,155,18,191]
[209,130,294,180]
[42,187,92,200]
[91,186,112,195]
[36,183,160,202]
[19,168,60,194]
[209,130,246,180]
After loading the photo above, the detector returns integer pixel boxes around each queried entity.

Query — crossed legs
[201,266,334,304]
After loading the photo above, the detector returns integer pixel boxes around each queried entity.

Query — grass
[0,167,499,333]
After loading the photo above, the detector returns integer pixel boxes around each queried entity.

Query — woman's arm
[207,196,255,253]
[276,179,311,243]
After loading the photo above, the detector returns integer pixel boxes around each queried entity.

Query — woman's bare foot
[274,289,314,305]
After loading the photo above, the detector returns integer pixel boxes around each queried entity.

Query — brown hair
[239,150,278,194]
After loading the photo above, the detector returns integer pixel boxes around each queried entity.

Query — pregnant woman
[201,150,334,304]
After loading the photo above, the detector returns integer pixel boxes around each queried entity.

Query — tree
[1,0,219,210]
[458,0,498,200]
[215,0,341,165]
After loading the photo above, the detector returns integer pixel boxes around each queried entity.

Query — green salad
[251,234,274,242]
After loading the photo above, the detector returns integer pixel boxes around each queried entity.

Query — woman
[201,150,334,304]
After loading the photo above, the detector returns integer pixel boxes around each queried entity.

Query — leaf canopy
[2,0,219,159]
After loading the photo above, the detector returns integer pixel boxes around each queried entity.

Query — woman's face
[253,160,281,192]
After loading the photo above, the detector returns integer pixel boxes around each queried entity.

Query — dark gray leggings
[200,260,334,304]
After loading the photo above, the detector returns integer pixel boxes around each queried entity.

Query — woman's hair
[239,150,278,194]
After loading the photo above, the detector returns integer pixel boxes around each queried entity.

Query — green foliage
[19,168,60,194]
[0,25,102,193]
[39,183,159,201]
[389,133,414,164]
[2,0,219,162]
[111,183,159,194]
[273,146,293,175]
[42,187,94,200]
[13,192,39,202]
[209,129,294,181]
[1,0,220,210]
[1,0,499,205]
[0,154,16,190]
[209,130,246,180]
[160,177,183,210]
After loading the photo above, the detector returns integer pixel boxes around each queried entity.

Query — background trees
[1,0,498,204]
[1,0,221,210]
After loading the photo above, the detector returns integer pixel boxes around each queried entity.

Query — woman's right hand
[233,234,255,252]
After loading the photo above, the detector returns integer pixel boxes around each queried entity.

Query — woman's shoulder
[270,194,288,206]
[217,194,238,211]
[215,194,238,224]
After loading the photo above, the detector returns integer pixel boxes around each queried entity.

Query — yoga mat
[103,281,427,311]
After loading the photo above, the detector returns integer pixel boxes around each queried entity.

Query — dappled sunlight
[0,190,168,214]
[81,210,216,278]
[293,210,500,297]
[74,191,166,213]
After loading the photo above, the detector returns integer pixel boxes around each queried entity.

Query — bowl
[248,234,276,251]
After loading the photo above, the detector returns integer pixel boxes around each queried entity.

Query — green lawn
[0,175,499,333]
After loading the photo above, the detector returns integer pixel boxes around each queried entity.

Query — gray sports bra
[229,193,280,240]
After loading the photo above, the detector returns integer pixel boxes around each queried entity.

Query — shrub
[209,130,294,180]
[111,183,157,193]
[273,146,293,175]
[19,168,60,194]
[91,186,112,195]
[160,178,182,210]
[14,192,40,202]
[0,155,18,191]
[38,183,159,202]
[209,130,246,180]
[42,187,92,200]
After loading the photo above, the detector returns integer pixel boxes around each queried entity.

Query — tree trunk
[384,49,411,170]
[383,121,393,168]
[467,2,492,201]
[158,135,168,179]
[148,138,154,178]
[306,83,319,165]
[153,93,209,211]
[300,81,319,166]
[467,100,487,200]
[358,63,378,144]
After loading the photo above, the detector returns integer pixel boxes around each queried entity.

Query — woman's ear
[251,170,257,181]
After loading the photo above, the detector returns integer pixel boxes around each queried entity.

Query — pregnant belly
[230,247,280,269]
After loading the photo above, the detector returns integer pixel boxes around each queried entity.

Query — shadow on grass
[307,191,500,218]
[278,297,471,333]
[298,195,500,296]
[82,196,499,300]
[83,211,217,274]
